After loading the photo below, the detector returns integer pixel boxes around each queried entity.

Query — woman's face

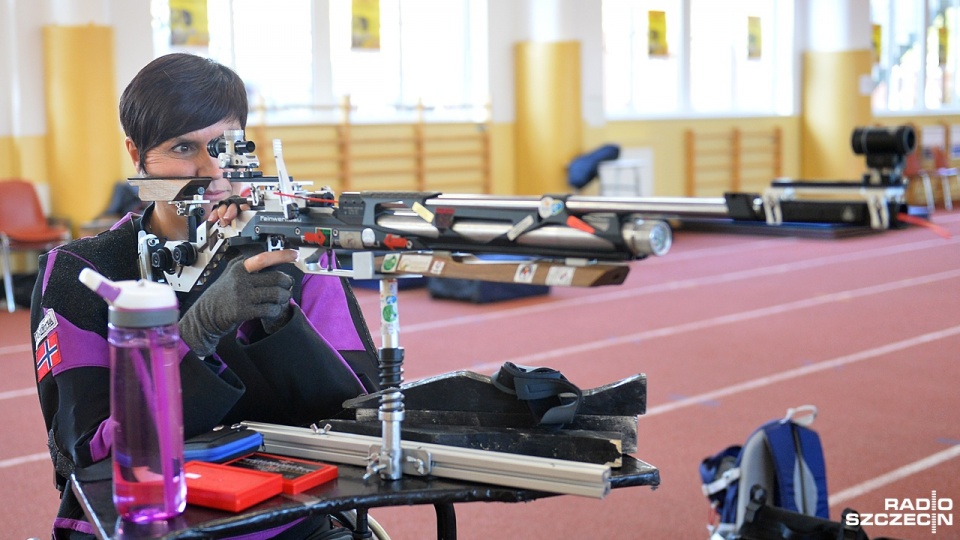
[129,119,246,215]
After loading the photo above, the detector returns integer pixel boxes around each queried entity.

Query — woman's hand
[178,249,299,356]
[207,195,250,227]
[244,249,298,272]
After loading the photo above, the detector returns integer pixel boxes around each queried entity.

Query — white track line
[829,445,960,507]
[0,387,36,401]
[451,268,960,377]
[0,452,48,469]
[0,343,31,356]
[643,325,960,417]
[395,235,959,334]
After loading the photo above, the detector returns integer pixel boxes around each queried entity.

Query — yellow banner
[648,11,668,57]
[872,24,882,64]
[938,27,948,66]
[352,0,381,51]
[170,0,209,46]
[747,16,762,59]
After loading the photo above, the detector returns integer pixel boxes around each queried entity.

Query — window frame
[151,0,489,126]
[602,0,797,121]
[871,0,960,116]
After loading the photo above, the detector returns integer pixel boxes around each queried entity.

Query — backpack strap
[700,446,743,539]
[491,362,582,426]
[700,446,741,498]
[762,420,830,519]
[702,466,741,497]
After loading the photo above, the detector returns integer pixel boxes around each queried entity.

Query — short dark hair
[119,53,248,172]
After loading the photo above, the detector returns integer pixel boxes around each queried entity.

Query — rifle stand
[371,277,405,481]
[258,251,647,498]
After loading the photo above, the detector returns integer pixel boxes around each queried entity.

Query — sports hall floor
[2,210,958,539]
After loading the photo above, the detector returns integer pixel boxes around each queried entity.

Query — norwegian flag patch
[35,332,62,382]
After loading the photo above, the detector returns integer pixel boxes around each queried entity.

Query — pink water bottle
[80,268,186,522]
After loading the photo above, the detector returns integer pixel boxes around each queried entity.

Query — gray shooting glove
[179,256,295,357]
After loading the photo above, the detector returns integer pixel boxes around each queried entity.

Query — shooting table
[70,454,659,539]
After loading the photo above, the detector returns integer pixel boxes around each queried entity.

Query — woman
[31,53,379,539]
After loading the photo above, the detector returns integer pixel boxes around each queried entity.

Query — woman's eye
[171,143,194,155]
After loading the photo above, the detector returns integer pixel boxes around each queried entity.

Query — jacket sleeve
[238,306,367,425]
[297,273,382,392]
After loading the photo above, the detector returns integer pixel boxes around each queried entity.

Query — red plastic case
[226,452,338,494]
[184,461,283,512]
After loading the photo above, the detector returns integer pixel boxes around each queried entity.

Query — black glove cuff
[215,195,249,210]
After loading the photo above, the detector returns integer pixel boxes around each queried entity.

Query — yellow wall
[604,116,802,197]
[251,122,493,195]
[514,41,582,195]
[43,25,123,234]
[0,134,48,184]
[488,121,515,195]
[802,50,874,180]
[0,136,19,179]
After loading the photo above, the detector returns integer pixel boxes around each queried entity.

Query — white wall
[110,0,154,109]
[487,0,519,124]
[486,0,603,127]
[2,0,49,137]
[802,0,872,52]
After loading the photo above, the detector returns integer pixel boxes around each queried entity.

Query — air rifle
[128,125,915,294]
[129,131,674,293]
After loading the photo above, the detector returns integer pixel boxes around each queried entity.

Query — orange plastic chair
[930,147,958,211]
[902,150,935,214]
[0,179,72,312]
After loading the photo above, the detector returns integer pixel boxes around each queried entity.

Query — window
[602,0,796,118]
[328,0,489,122]
[871,0,960,112]
[602,0,683,115]
[151,0,488,124]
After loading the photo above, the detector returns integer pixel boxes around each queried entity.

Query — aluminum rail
[242,421,612,499]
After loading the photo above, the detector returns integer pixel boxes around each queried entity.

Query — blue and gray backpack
[699,406,829,539]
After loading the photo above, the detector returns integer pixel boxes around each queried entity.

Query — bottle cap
[80,268,179,327]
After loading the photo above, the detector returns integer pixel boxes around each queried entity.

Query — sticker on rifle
[429,260,446,274]
[546,266,575,286]
[411,202,434,223]
[381,253,400,273]
[34,308,59,344]
[538,197,564,218]
[507,215,536,241]
[338,230,364,249]
[434,207,455,229]
[514,263,537,283]
[397,254,432,273]
[304,227,332,248]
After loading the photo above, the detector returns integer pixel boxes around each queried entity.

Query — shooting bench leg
[435,503,457,540]
[353,508,373,539]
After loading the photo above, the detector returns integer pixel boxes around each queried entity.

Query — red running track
[2,211,959,539]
